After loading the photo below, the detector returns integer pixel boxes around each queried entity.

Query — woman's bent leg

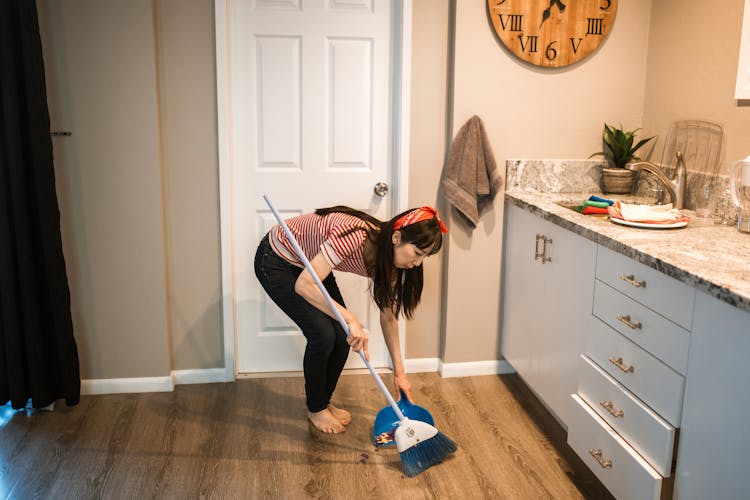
[254,238,349,416]
[321,275,351,402]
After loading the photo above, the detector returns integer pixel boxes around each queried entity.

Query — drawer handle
[620,274,646,288]
[616,314,642,330]
[589,449,613,469]
[600,400,624,418]
[535,234,552,263]
[609,356,635,373]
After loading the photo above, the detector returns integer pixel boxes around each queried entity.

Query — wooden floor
[0,373,613,499]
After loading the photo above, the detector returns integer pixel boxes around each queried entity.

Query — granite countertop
[506,191,750,313]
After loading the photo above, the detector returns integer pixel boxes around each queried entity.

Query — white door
[227,0,402,373]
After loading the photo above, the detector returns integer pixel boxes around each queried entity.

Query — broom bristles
[399,431,457,477]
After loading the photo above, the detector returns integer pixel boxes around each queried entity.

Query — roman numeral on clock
[499,14,523,32]
[587,18,604,35]
[570,37,583,53]
[519,35,538,53]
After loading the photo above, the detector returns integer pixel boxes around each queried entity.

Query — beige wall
[155,0,222,370]
[405,0,451,359]
[641,0,750,168]
[39,0,221,380]
[39,0,171,379]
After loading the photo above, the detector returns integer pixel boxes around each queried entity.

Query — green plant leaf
[592,123,656,168]
[630,136,656,156]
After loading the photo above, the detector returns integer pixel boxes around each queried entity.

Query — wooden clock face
[489,0,618,68]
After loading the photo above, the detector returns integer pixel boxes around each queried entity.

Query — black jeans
[254,234,350,412]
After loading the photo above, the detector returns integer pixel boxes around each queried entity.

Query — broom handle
[263,195,406,422]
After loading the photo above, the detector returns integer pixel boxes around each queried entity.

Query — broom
[263,195,457,477]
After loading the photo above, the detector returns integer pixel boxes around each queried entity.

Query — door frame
[214,0,413,380]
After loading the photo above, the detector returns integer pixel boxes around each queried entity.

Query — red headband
[393,206,448,234]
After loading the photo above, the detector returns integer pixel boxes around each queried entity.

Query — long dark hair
[314,206,444,319]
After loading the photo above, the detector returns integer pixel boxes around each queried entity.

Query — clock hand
[540,0,555,27]
[540,0,567,28]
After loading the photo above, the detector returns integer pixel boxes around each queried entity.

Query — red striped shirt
[269,212,372,277]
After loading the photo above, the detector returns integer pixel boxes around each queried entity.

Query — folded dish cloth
[582,206,609,215]
[607,201,689,224]
[588,195,614,205]
[583,200,610,209]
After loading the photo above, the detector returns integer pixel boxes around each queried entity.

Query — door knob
[373,182,389,197]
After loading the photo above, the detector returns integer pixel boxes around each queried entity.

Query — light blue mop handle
[262,195,406,422]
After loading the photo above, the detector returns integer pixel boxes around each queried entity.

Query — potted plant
[590,123,655,194]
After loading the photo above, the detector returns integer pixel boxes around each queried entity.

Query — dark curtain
[0,0,80,409]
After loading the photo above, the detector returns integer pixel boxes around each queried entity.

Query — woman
[254,205,447,434]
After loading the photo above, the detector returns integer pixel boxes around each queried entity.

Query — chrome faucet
[626,151,687,209]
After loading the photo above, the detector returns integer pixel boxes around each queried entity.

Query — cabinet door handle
[616,314,642,330]
[609,356,635,373]
[589,449,613,468]
[600,400,624,418]
[620,274,646,288]
[544,237,552,263]
[535,234,552,263]
[535,234,544,261]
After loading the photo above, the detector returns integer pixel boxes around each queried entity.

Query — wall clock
[488,0,618,68]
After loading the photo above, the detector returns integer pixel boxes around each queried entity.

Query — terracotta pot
[601,167,636,194]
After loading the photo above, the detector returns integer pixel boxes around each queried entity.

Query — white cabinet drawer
[593,280,691,375]
[596,246,695,330]
[577,355,676,477]
[568,394,663,500]
[585,319,685,426]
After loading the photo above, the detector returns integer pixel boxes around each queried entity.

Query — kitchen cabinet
[673,291,750,499]
[503,186,750,500]
[502,196,750,500]
[501,203,596,426]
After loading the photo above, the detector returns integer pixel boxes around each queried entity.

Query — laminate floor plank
[0,410,56,498]
[0,373,612,499]
[48,395,141,499]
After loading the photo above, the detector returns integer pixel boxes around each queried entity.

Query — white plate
[610,217,688,229]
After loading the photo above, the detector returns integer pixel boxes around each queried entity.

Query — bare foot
[327,404,352,426]
[307,408,346,434]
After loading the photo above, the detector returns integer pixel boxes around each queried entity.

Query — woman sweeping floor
[254,205,447,433]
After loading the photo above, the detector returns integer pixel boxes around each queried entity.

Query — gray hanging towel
[441,115,503,226]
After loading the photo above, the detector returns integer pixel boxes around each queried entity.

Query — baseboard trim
[403,357,440,373]
[171,368,227,385]
[80,362,516,395]
[438,359,515,378]
[81,376,174,395]
[81,368,228,395]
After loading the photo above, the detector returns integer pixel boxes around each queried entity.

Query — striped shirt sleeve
[268,212,370,277]
[320,223,366,268]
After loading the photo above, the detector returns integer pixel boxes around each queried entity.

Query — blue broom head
[395,418,458,477]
